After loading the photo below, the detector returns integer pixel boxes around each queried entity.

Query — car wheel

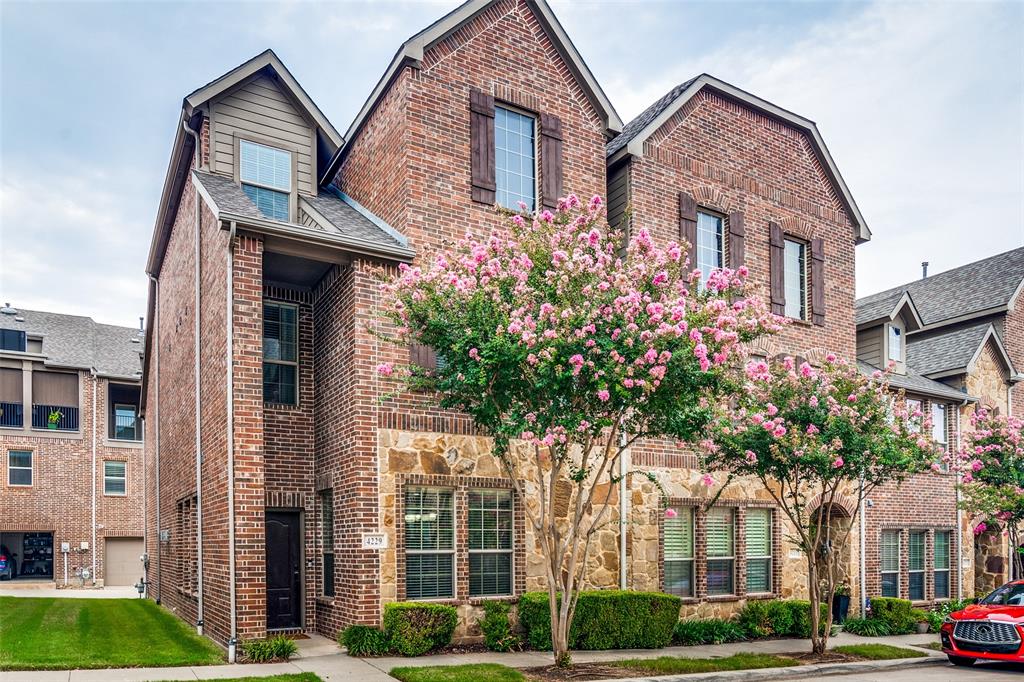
[947,655,976,666]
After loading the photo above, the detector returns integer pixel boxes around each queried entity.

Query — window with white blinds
[934,530,951,599]
[908,531,925,600]
[103,460,126,495]
[263,302,297,405]
[404,487,455,599]
[706,507,735,596]
[8,450,32,486]
[881,530,900,597]
[664,507,694,597]
[696,211,724,286]
[468,489,513,597]
[240,140,291,221]
[320,490,335,598]
[745,508,772,593]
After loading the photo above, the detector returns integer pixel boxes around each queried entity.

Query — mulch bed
[433,642,493,656]
[519,652,870,681]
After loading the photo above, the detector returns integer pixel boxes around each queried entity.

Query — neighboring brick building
[0,305,144,587]
[856,247,1024,605]
[141,0,899,651]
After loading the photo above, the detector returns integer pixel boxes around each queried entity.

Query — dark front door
[266,510,302,629]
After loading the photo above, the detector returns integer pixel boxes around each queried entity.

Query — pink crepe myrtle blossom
[974,522,988,535]
[597,389,610,402]
[701,473,715,487]
[376,362,394,377]
[664,508,678,519]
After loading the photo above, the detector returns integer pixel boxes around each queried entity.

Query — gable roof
[192,171,414,261]
[855,290,923,330]
[857,361,970,403]
[147,50,344,277]
[857,247,1024,329]
[905,322,1014,379]
[605,74,871,244]
[0,307,143,379]
[320,0,623,184]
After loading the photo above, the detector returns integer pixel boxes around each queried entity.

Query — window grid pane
[8,450,32,486]
[321,490,334,597]
[695,211,723,285]
[888,325,902,361]
[242,184,289,221]
[706,508,735,596]
[664,507,693,560]
[240,140,291,191]
[934,530,950,599]
[664,559,694,597]
[103,461,126,495]
[881,530,900,598]
[783,239,806,319]
[495,107,536,211]
[263,303,298,405]
[468,489,513,597]
[745,509,772,593]
[404,487,455,600]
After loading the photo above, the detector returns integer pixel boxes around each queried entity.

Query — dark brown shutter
[410,343,437,370]
[679,193,697,271]
[769,222,785,316]
[469,88,496,204]
[811,237,825,326]
[540,113,563,209]
[32,371,78,406]
[727,211,745,269]
[0,368,22,402]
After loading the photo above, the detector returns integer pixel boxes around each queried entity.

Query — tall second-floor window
[240,140,291,221]
[696,211,724,285]
[495,106,536,211]
[263,302,297,405]
[932,402,948,472]
[888,325,902,362]
[783,239,807,320]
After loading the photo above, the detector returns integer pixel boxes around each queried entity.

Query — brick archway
[806,492,857,518]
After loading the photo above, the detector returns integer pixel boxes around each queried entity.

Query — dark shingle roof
[855,289,905,326]
[857,247,1024,327]
[905,322,993,377]
[192,171,406,251]
[858,361,969,402]
[606,77,699,158]
[0,308,143,379]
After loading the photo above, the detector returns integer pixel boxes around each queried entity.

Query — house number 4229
[361,533,388,550]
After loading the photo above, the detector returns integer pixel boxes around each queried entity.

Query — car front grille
[953,620,1021,653]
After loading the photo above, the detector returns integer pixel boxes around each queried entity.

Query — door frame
[265,507,305,631]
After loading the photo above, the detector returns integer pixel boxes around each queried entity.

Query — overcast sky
[1,0,1021,328]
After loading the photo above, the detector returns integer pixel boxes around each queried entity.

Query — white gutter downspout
[183,117,204,635]
[956,404,964,597]
[91,367,98,585]
[150,275,162,604]
[226,221,238,662]
[619,431,627,590]
[858,474,866,618]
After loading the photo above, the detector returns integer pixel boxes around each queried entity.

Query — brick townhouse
[856,247,1024,604]
[0,304,145,587]
[141,0,968,650]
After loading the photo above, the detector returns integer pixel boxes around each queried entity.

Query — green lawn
[612,652,800,674]
[390,664,524,682]
[832,644,928,660]
[0,596,224,670]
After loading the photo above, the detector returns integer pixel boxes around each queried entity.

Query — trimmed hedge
[736,599,828,639]
[519,590,681,650]
[868,597,915,634]
[479,600,521,652]
[383,602,458,656]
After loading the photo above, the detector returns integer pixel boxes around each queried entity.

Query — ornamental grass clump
[377,195,780,665]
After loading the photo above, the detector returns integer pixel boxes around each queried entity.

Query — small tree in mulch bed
[703,357,937,655]
[375,195,779,666]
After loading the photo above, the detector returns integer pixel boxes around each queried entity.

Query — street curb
[590,654,946,682]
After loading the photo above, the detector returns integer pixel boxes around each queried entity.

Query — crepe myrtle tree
[957,409,1024,580]
[375,195,780,666]
[702,358,938,654]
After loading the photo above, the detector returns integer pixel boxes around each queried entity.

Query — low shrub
[925,598,972,633]
[383,602,458,657]
[736,599,827,639]
[341,624,392,657]
[868,597,915,633]
[672,618,747,645]
[841,617,892,637]
[479,600,521,652]
[518,590,681,651]
[786,599,829,638]
[242,634,298,662]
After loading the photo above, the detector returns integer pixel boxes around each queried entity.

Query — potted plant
[47,409,63,430]
[832,583,851,624]
[912,609,930,634]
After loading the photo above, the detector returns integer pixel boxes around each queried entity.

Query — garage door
[104,537,143,586]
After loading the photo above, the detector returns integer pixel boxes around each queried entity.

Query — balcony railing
[0,401,23,428]
[31,404,79,431]
[110,413,141,441]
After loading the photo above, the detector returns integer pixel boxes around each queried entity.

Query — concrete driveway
[0,585,138,598]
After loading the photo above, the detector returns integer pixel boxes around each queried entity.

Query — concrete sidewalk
[0,631,945,682]
[0,585,138,599]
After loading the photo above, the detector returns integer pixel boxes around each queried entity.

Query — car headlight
[943,616,955,624]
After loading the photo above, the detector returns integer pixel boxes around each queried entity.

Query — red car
[941,579,1024,665]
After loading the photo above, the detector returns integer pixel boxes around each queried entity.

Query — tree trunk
[807,553,826,655]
